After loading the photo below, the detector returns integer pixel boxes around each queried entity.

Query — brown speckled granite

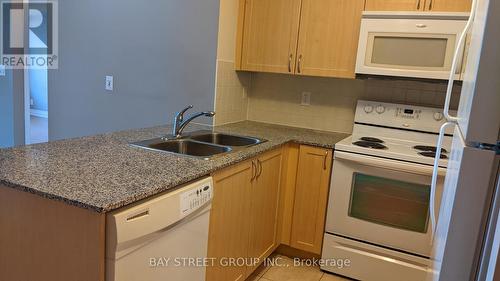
[0,121,348,213]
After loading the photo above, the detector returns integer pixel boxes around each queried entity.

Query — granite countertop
[0,121,349,213]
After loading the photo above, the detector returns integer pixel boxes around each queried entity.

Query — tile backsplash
[246,73,461,133]
[214,66,461,133]
[214,60,251,125]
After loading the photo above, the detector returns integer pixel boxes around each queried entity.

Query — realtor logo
[1,0,58,69]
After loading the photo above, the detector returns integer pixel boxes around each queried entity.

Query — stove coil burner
[353,141,387,150]
[419,151,448,159]
[360,137,384,143]
[414,145,448,154]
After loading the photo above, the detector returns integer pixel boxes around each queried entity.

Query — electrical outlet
[301,92,311,106]
[105,76,114,91]
[0,65,5,76]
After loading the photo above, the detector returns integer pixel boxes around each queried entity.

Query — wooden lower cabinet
[207,148,283,281]
[206,144,335,280]
[247,149,283,273]
[278,145,333,255]
[290,145,333,254]
[206,160,253,281]
[0,186,105,281]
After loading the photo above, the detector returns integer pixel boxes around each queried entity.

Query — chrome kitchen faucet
[172,105,215,138]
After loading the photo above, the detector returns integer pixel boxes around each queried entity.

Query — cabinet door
[295,0,365,78]
[425,0,471,11]
[365,0,423,11]
[290,146,332,254]
[207,161,253,281]
[247,149,282,273]
[240,0,302,74]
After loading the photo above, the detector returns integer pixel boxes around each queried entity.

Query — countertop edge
[0,179,106,212]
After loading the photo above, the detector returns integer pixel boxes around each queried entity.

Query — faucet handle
[177,105,193,121]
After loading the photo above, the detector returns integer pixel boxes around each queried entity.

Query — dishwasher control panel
[180,183,213,216]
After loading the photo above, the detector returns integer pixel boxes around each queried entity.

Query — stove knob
[433,112,444,121]
[376,105,386,114]
[364,105,374,113]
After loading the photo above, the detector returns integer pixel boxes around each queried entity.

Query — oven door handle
[334,151,447,176]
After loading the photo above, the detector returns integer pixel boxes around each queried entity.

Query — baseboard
[30,109,48,118]
[274,244,321,260]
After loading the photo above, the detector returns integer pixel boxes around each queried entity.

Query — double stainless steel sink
[131,131,266,159]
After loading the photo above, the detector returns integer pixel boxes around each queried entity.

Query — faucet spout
[172,106,215,138]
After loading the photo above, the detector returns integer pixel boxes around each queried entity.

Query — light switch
[105,76,114,91]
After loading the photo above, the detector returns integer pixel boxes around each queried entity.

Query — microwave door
[447,0,500,144]
[430,127,498,281]
[355,14,468,80]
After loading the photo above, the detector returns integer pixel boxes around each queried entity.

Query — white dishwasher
[106,177,213,281]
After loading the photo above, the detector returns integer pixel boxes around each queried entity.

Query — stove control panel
[364,105,374,113]
[395,107,422,119]
[354,100,455,134]
[433,112,444,121]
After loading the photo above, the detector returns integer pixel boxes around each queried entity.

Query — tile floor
[247,255,352,281]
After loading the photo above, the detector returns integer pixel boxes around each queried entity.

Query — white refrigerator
[430,0,500,280]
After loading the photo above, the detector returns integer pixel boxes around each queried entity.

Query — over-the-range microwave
[355,12,470,80]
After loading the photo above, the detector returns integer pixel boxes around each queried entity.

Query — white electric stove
[321,100,454,281]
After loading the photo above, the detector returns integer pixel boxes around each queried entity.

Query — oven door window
[349,173,430,233]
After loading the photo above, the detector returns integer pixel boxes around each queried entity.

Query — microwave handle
[443,0,479,122]
[334,151,447,176]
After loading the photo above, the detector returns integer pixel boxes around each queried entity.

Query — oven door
[325,151,446,257]
[355,16,467,80]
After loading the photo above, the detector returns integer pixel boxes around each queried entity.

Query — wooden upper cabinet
[239,0,301,74]
[365,0,423,11]
[295,0,365,78]
[206,161,253,281]
[365,0,471,11]
[425,0,472,12]
[247,149,282,273]
[290,146,333,254]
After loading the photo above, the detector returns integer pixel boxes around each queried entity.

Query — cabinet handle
[297,54,303,74]
[288,54,293,72]
[257,160,263,179]
[323,151,328,170]
[251,160,256,181]
[428,0,433,10]
[416,0,421,10]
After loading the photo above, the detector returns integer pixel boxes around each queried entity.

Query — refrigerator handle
[443,0,479,122]
[430,122,456,243]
